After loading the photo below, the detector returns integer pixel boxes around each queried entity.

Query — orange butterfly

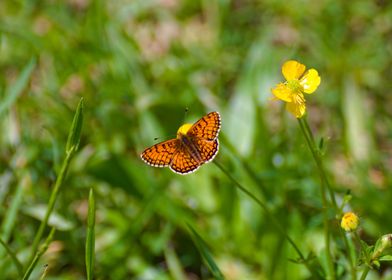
[141,112,221,174]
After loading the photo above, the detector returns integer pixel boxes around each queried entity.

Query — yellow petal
[282,60,306,81]
[285,93,306,118]
[300,69,321,94]
[271,83,292,102]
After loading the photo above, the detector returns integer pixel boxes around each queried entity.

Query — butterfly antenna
[181,107,189,125]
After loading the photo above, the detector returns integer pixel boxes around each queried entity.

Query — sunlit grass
[1,0,392,279]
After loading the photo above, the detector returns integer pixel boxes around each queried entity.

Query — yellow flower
[272,60,321,118]
[341,212,359,232]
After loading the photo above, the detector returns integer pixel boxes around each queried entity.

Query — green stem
[359,267,369,280]
[298,118,335,280]
[300,117,337,209]
[0,238,23,277]
[214,161,320,278]
[86,188,96,280]
[23,227,56,280]
[26,97,83,270]
[341,231,357,280]
[26,151,74,267]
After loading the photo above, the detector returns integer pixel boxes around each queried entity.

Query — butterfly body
[141,112,221,175]
[177,133,203,164]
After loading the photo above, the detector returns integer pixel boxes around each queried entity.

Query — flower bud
[341,212,359,232]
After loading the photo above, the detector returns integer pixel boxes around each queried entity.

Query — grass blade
[187,225,224,280]
[26,98,84,269]
[86,188,96,280]
[66,97,84,154]
[164,245,188,280]
[0,58,36,117]
[0,238,23,277]
[1,174,29,242]
[23,228,56,280]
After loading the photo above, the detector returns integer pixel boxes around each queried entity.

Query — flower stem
[214,161,321,278]
[298,118,335,280]
[359,267,370,280]
[299,117,337,209]
[341,231,357,280]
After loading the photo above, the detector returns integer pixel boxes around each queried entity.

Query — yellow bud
[341,212,359,232]
[177,123,193,137]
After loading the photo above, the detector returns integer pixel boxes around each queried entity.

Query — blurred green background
[1,0,392,279]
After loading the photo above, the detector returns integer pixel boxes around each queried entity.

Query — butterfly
[140,112,221,174]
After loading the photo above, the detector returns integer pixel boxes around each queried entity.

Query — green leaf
[379,255,392,262]
[66,97,84,154]
[86,188,96,280]
[0,58,36,117]
[188,225,225,280]
[22,205,74,231]
[318,137,324,151]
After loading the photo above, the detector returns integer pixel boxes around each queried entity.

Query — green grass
[1,0,392,279]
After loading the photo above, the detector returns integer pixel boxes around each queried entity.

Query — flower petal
[285,93,306,118]
[271,83,292,102]
[282,60,306,81]
[300,69,321,94]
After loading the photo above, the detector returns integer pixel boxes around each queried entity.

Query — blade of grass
[0,58,36,117]
[23,227,56,280]
[0,238,23,277]
[86,188,96,280]
[38,264,49,280]
[164,245,188,280]
[187,224,225,280]
[25,98,84,269]
[1,174,29,242]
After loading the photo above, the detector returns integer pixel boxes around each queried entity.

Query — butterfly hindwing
[169,145,200,174]
[193,138,219,163]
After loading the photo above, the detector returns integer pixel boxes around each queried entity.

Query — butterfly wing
[187,112,221,141]
[141,139,178,167]
[193,138,219,163]
[170,145,200,174]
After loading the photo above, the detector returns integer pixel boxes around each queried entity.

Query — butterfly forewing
[141,139,178,167]
[188,112,221,141]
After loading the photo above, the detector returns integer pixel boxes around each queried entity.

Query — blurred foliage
[1,0,392,279]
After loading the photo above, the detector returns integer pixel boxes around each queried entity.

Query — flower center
[286,79,302,94]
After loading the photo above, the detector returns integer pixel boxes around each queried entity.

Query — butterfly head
[177,123,193,138]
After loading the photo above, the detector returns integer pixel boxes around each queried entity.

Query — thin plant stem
[86,188,96,280]
[359,267,370,280]
[341,231,357,280]
[298,118,335,280]
[213,161,321,278]
[301,117,360,280]
[26,98,83,269]
[23,227,56,280]
[38,264,49,280]
[26,151,74,267]
[300,117,337,209]
[0,238,23,277]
